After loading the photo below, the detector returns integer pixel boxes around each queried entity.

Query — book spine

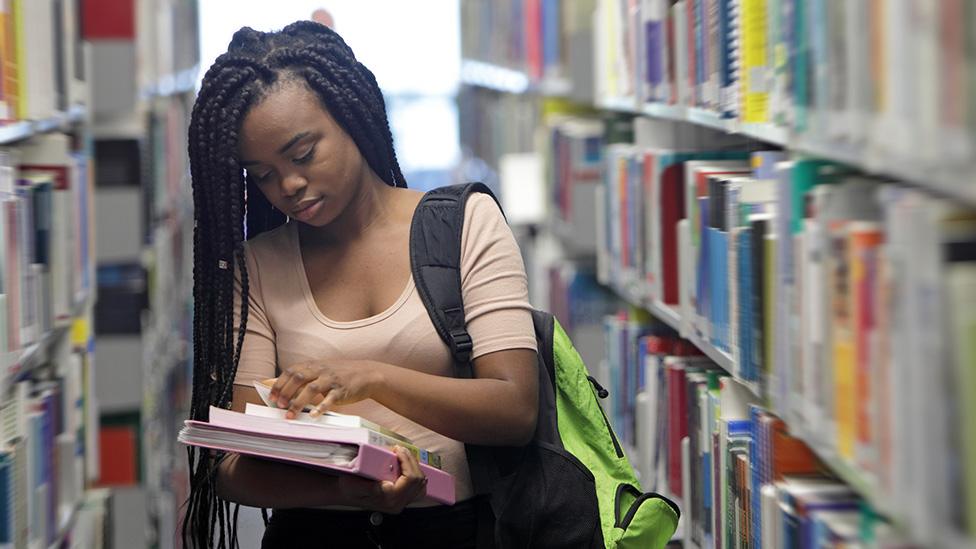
[365,430,442,471]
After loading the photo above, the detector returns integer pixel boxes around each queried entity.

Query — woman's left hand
[269,359,383,419]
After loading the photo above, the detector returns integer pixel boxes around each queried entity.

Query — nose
[280,172,307,198]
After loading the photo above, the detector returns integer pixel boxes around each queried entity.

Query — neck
[299,169,392,244]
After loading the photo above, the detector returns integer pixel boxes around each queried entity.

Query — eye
[293,145,316,165]
[246,169,273,184]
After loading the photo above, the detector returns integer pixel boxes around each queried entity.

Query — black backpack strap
[409,182,502,379]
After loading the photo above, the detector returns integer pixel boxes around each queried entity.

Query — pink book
[179,406,456,505]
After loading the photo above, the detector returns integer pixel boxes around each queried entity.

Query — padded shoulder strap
[409,183,502,378]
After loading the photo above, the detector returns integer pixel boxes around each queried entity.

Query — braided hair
[183,21,406,548]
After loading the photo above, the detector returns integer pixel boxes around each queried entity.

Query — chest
[300,227,413,322]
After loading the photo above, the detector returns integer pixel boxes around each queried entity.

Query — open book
[178,405,455,505]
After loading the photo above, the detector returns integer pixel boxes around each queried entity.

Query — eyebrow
[240,131,311,167]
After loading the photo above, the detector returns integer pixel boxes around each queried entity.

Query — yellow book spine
[741,0,769,123]
[12,0,24,119]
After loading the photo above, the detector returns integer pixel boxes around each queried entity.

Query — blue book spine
[718,229,729,351]
[646,19,664,90]
[638,337,648,392]
[541,0,560,72]
[629,156,641,273]
[708,226,718,343]
[782,504,801,548]
[718,0,737,117]
[39,395,55,546]
[0,453,11,546]
[738,229,754,381]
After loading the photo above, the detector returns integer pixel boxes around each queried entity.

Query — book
[244,402,443,471]
[179,406,455,505]
[250,379,442,469]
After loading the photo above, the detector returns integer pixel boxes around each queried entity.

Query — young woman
[184,21,539,548]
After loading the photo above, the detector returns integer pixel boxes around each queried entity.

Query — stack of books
[178,400,456,506]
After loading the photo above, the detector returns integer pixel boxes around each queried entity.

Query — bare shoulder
[390,187,425,220]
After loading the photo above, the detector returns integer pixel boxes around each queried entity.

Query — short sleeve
[232,242,278,386]
[460,193,538,359]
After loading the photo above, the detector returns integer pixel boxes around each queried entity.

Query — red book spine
[660,164,686,304]
[667,362,688,494]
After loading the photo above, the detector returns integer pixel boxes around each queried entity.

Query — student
[183,20,539,549]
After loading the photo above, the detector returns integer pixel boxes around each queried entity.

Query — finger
[308,389,339,418]
[286,380,324,419]
[395,446,424,481]
[393,447,427,501]
[275,366,312,408]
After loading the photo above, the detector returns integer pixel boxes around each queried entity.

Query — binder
[179,406,456,505]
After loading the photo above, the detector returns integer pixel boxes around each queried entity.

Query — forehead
[238,82,333,154]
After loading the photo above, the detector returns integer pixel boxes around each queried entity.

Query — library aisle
[1,0,974,548]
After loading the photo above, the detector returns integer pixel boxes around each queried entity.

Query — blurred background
[2,1,975,548]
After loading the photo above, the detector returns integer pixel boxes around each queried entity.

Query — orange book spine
[849,223,883,465]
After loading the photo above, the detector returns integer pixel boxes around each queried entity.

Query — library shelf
[3,292,91,393]
[0,105,87,146]
[603,278,898,530]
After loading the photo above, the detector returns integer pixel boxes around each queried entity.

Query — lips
[291,197,324,222]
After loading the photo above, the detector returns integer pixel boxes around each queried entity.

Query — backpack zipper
[588,376,624,458]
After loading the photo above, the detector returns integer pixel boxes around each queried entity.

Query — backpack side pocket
[611,483,680,549]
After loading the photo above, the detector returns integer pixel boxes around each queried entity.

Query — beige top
[232,193,538,503]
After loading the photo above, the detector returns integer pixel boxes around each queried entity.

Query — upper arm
[459,194,538,360]
[460,194,539,418]
[233,242,278,387]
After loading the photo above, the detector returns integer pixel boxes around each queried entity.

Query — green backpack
[409,183,679,548]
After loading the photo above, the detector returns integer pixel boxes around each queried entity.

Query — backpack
[409,183,680,548]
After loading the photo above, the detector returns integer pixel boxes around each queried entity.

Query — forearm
[368,359,536,446]
[216,453,344,508]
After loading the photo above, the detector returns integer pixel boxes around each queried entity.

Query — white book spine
[21,0,58,121]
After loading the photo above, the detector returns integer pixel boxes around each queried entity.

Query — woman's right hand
[336,446,428,514]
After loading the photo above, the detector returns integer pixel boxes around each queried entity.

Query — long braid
[184,21,407,548]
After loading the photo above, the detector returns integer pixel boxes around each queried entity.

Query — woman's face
[238,81,367,227]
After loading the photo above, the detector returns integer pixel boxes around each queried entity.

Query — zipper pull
[587,376,609,399]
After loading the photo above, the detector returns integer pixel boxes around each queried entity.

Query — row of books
[0,0,89,123]
[0,319,98,549]
[594,0,975,168]
[600,326,921,547]
[592,120,976,543]
[0,134,93,386]
[460,0,597,85]
[545,115,604,248]
[457,86,540,172]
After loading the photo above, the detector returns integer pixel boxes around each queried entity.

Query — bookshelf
[459,1,976,547]
[133,2,198,547]
[607,270,887,515]
[0,1,103,546]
